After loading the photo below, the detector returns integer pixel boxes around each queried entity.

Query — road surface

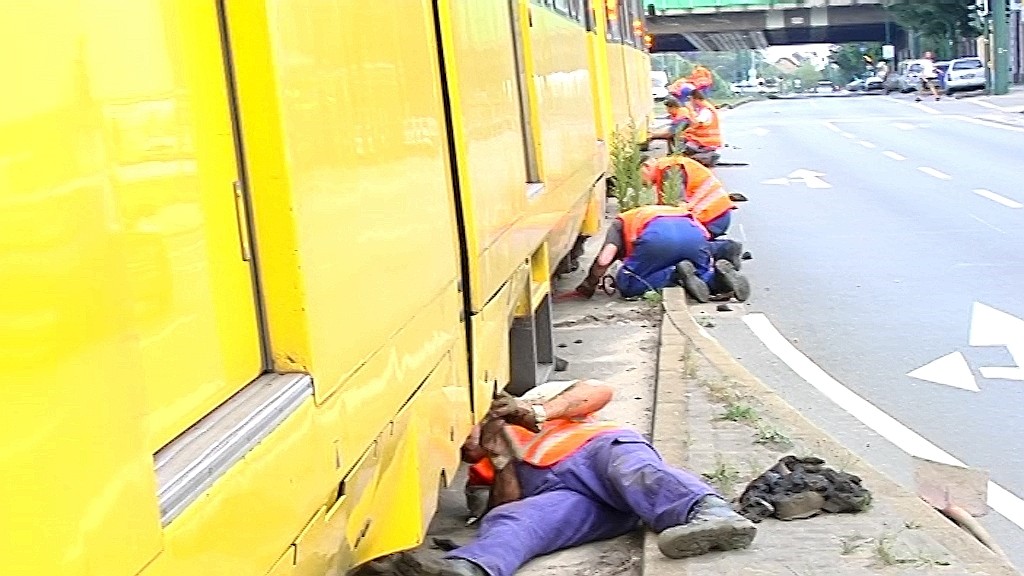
[710,92,1024,569]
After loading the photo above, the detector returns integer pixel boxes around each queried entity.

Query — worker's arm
[489,379,615,429]
[487,463,522,509]
[575,220,624,298]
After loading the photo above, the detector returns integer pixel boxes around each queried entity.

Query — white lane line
[912,102,941,115]
[894,122,916,130]
[858,140,877,149]
[738,223,748,242]
[974,189,1023,209]
[841,132,856,139]
[823,121,843,133]
[918,167,952,180]
[953,115,1024,134]
[883,151,906,161]
[970,213,1007,234]
[742,313,1024,531]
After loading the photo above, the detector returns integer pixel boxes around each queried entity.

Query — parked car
[863,76,884,92]
[651,70,670,101]
[815,80,836,94]
[846,78,865,92]
[944,57,987,94]
[884,59,928,94]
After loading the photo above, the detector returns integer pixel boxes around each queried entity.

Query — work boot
[714,259,750,302]
[711,239,743,271]
[675,261,710,303]
[392,553,486,576]
[657,495,757,559]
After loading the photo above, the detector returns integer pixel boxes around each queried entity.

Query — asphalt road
[708,92,1024,569]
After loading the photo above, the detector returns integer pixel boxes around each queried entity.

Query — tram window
[580,0,594,30]
[619,0,633,46]
[605,0,622,41]
[553,0,571,14]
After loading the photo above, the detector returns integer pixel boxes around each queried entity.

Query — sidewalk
[646,288,1021,576]
[962,85,1024,113]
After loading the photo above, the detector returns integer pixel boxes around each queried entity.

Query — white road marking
[970,302,1024,380]
[974,189,1023,209]
[970,213,1007,234]
[738,223,748,242]
[918,167,951,180]
[841,132,856,139]
[894,122,916,130]
[907,351,979,391]
[823,121,843,133]
[952,115,1024,134]
[911,102,941,115]
[858,140,877,148]
[883,151,906,161]
[742,313,1024,531]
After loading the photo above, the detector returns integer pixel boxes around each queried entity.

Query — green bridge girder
[648,0,892,11]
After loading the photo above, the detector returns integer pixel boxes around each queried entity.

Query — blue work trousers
[445,430,717,576]
[705,210,731,238]
[616,216,713,298]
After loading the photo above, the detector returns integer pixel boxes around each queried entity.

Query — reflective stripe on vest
[618,204,695,258]
[677,158,732,225]
[519,419,621,467]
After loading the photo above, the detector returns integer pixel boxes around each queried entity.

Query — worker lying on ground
[640,155,735,238]
[573,204,749,303]
[377,379,757,576]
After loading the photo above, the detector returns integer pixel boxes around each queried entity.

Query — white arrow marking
[907,351,979,391]
[760,178,791,186]
[969,302,1024,381]
[787,169,832,189]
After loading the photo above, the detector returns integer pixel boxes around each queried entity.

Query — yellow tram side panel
[624,45,654,141]
[437,0,601,310]
[213,1,473,570]
[1,2,269,574]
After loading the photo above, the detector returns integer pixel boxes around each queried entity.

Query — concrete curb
[642,287,1020,575]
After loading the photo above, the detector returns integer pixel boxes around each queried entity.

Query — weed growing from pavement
[839,534,873,556]
[871,531,952,567]
[754,424,792,448]
[641,290,663,307]
[720,403,757,422]
[702,456,741,494]
[661,166,683,205]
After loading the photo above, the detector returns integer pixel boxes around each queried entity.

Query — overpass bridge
[646,0,906,52]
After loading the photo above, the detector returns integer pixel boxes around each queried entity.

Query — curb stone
[642,287,1020,576]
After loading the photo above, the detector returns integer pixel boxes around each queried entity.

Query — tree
[886,0,981,58]
[790,61,823,88]
[830,43,883,81]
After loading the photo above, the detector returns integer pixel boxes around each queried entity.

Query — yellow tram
[0,1,650,574]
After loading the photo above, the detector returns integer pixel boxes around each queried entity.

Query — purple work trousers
[445,430,717,576]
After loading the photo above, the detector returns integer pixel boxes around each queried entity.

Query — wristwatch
[530,404,547,427]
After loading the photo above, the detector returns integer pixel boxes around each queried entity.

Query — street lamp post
[992,0,1011,94]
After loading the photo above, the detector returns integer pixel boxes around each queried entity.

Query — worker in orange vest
[688,64,714,94]
[677,90,722,158]
[647,96,689,153]
[573,204,749,303]
[375,379,757,576]
[641,155,734,238]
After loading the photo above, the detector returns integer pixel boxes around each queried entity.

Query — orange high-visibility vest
[682,102,722,149]
[679,157,732,224]
[466,419,621,483]
[618,204,699,258]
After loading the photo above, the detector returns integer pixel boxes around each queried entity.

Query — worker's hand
[478,416,515,470]
[460,425,487,463]
[489,392,540,432]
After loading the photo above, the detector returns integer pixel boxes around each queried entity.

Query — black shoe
[675,261,710,303]
[714,260,750,302]
[712,239,743,271]
[392,553,486,576]
[914,96,922,102]
[657,496,757,559]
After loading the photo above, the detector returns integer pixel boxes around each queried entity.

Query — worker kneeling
[575,205,749,303]
[382,380,757,576]
[641,155,734,238]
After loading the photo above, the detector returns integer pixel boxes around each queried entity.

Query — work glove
[489,392,540,432]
